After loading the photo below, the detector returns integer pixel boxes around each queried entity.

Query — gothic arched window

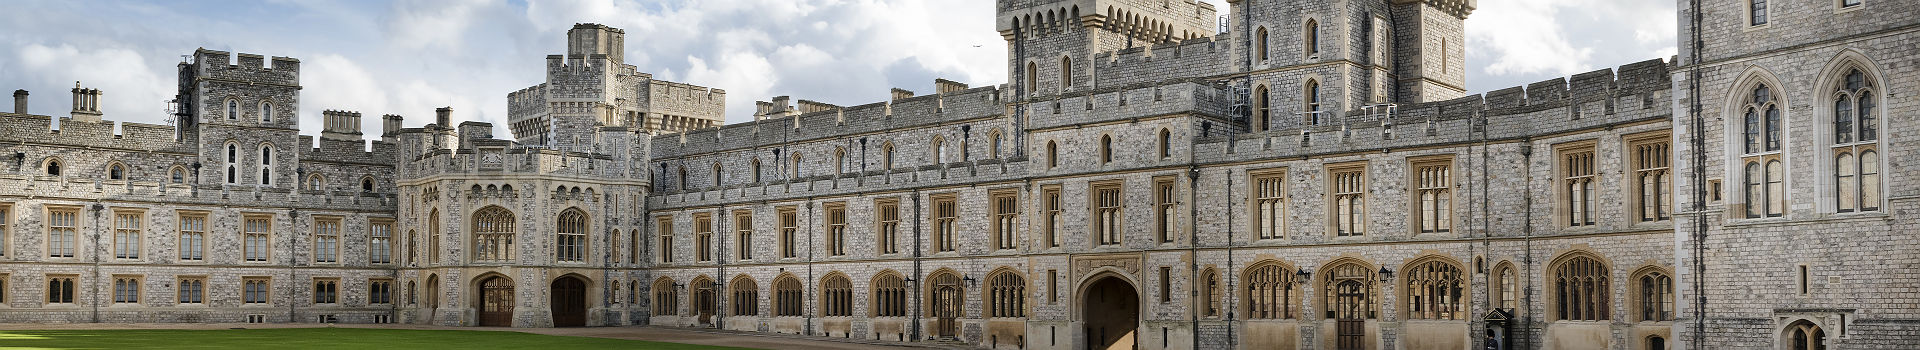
[555,209,587,262]
[471,206,515,262]
[1323,262,1376,319]
[1742,83,1784,218]
[1244,261,1298,319]
[1832,69,1880,213]
[873,272,907,317]
[988,270,1025,318]
[1404,259,1465,320]
[773,275,803,317]
[1552,253,1611,321]
[821,274,852,317]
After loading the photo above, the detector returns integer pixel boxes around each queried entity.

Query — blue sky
[0,0,1675,139]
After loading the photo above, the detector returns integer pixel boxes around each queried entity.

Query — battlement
[1090,36,1228,89]
[1027,79,1232,130]
[653,84,1005,159]
[1194,58,1673,160]
[192,48,299,85]
[0,113,186,152]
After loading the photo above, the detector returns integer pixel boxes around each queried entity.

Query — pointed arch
[1304,18,1320,57]
[985,267,1027,318]
[1098,134,1113,164]
[1241,259,1300,319]
[256,143,275,185]
[1255,26,1270,62]
[1304,79,1322,124]
[225,98,239,120]
[105,161,128,180]
[1318,257,1379,320]
[652,276,680,316]
[305,173,325,191]
[1724,66,1789,219]
[42,157,62,176]
[729,274,760,316]
[1198,266,1222,317]
[1157,128,1172,159]
[1813,50,1885,213]
[556,208,589,262]
[1491,260,1520,312]
[471,205,516,262]
[1060,55,1074,90]
[711,161,723,187]
[986,129,1003,159]
[258,101,274,123]
[1045,140,1059,168]
[1400,255,1467,320]
[168,165,188,184]
[819,272,853,317]
[881,141,897,170]
[931,134,947,164]
[773,273,804,317]
[1253,84,1271,131]
[871,270,908,317]
[1630,265,1675,322]
[1548,250,1612,321]
[749,157,763,183]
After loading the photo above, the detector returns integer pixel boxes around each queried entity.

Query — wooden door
[477,277,514,327]
[695,287,715,325]
[551,277,586,327]
[1334,280,1367,350]
[935,285,960,338]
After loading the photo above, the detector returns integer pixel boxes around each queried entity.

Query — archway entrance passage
[930,272,964,339]
[1083,276,1138,350]
[424,274,441,324]
[693,280,716,326]
[476,276,513,327]
[551,276,587,327]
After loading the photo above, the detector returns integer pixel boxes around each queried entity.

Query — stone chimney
[753,96,794,121]
[382,114,403,137]
[12,89,26,114]
[891,88,915,100]
[797,100,838,114]
[435,107,452,128]
[321,110,363,141]
[935,78,969,94]
[69,82,102,122]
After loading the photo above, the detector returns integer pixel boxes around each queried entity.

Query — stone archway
[1082,275,1139,350]
[551,276,587,327]
[476,275,514,327]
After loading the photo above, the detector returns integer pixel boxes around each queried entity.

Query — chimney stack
[935,78,969,94]
[382,114,404,137]
[435,107,452,128]
[891,88,915,100]
[321,110,364,141]
[69,81,102,122]
[12,89,25,114]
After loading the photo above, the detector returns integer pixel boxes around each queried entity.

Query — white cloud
[12,43,169,124]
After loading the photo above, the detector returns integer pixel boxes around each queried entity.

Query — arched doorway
[424,274,440,324]
[929,272,964,339]
[1083,276,1139,350]
[1784,320,1826,350]
[692,276,716,326]
[476,275,513,327]
[551,276,587,327]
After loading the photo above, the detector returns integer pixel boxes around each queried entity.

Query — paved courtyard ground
[0,323,930,350]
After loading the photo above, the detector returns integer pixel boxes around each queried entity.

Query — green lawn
[0,328,750,350]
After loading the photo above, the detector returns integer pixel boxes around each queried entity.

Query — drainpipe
[90,202,103,323]
[805,200,816,336]
[1686,0,1709,347]
[1185,166,1201,350]
[289,208,301,323]
[1520,141,1535,350]
[910,188,924,342]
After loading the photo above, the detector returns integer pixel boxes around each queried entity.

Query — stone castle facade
[0,0,1914,349]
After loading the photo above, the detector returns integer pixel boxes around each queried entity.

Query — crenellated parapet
[651,84,1006,159]
[192,49,299,86]
[1091,37,1230,88]
[1194,58,1672,161]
